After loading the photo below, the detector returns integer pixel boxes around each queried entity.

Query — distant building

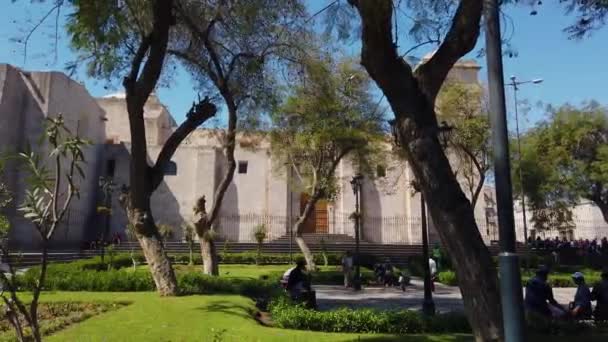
[514,200,608,242]
[1,60,503,249]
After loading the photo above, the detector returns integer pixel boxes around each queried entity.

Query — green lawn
[32,292,469,342]
[173,264,376,284]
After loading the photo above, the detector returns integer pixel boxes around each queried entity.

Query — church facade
[1,60,504,249]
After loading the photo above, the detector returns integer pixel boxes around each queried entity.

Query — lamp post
[484,0,527,340]
[350,173,363,291]
[506,76,543,245]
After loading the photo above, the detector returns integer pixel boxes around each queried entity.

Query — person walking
[341,251,353,288]
[429,257,437,292]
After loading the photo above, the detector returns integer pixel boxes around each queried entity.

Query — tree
[346,1,503,340]
[515,102,608,231]
[516,0,608,39]
[270,56,385,270]
[168,0,308,276]
[96,176,115,264]
[0,116,87,342]
[68,0,218,295]
[436,82,491,207]
[181,222,196,266]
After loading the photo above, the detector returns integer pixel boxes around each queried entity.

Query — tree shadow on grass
[336,334,473,342]
[195,301,255,321]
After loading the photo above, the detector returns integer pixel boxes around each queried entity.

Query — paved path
[315,278,577,313]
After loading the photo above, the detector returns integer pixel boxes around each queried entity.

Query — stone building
[1,60,502,249]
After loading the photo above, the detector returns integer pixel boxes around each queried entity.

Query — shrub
[437,270,457,286]
[17,265,282,297]
[269,296,470,334]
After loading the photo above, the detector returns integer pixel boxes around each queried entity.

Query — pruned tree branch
[413,0,483,102]
[151,97,217,189]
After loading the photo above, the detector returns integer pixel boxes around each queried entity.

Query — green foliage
[515,102,608,229]
[17,259,280,296]
[181,223,196,265]
[252,224,267,265]
[0,301,130,342]
[157,223,174,241]
[437,270,457,286]
[269,295,471,334]
[0,162,11,240]
[270,56,386,200]
[437,81,491,204]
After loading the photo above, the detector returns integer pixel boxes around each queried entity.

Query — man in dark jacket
[525,266,567,318]
[591,268,608,321]
[569,272,592,319]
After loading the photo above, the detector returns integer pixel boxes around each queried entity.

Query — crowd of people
[524,266,608,321]
[529,236,608,255]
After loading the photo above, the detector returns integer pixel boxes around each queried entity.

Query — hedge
[16,267,280,297]
[269,296,470,334]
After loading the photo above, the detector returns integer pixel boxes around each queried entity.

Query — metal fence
[213,211,503,245]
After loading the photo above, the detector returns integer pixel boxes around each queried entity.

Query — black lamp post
[350,173,363,291]
[506,76,543,245]
[484,0,527,340]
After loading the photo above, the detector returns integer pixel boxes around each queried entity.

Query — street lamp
[350,173,363,291]
[389,119,453,316]
[506,76,543,245]
[484,0,527,340]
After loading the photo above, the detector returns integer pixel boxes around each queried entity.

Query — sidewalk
[315,278,577,313]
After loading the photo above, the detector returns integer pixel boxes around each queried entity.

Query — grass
[6,292,604,341]
[173,264,376,284]
[26,292,470,342]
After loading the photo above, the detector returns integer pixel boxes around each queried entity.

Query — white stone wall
[0,65,106,248]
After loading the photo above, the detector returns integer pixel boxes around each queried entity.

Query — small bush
[437,270,457,286]
[269,296,470,334]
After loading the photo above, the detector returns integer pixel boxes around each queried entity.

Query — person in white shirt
[429,258,437,292]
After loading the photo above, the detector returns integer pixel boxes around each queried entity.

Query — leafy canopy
[270,56,385,199]
[516,102,608,229]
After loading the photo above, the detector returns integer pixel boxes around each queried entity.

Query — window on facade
[164,161,177,176]
[238,161,248,174]
[106,159,116,178]
[376,165,386,178]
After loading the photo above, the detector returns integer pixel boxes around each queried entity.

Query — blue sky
[1,1,607,131]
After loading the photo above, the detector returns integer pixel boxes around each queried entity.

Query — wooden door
[300,193,328,234]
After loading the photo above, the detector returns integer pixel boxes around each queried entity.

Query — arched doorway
[300,193,328,234]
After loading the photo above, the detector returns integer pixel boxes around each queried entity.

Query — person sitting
[591,268,608,321]
[373,263,386,285]
[282,259,312,303]
[524,266,567,318]
[569,272,592,319]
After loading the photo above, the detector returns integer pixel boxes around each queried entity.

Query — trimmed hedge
[437,270,457,286]
[269,296,470,334]
[84,252,350,267]
[16,266,279,296]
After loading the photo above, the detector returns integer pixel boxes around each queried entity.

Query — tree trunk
[293,194,319,270]
[199,235,219,275]
[351,2,503,340]
[137,230,179,296]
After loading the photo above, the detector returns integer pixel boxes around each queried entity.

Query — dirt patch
[0,301,130,341]
[254,311,274,327]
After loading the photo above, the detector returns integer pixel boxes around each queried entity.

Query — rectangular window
[376,165,386,178]
[106,159,116,178]
[238,161,248,174]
